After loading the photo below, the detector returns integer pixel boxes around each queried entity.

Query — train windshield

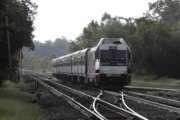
[100,50,127,66]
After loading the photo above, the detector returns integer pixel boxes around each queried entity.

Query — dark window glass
[100,50,127,66]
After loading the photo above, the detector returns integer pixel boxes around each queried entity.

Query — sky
[33,0,157,42]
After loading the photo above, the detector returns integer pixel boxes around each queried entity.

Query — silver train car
[51,38,132,89]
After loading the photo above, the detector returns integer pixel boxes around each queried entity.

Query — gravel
[36,89,87,120]
[23,76,87,120]
[23,75,180,120]
[125,98,180,120]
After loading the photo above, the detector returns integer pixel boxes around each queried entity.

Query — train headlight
[95,59,100,71]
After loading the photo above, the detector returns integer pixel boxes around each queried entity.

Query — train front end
[95,38,131,88]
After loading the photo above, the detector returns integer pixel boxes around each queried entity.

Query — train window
[76,57,79,65]
[95,48,100,59]
[77,56,80,65]
[82,56,85,65]
[74,57,77,65]
[65,59,69,66]
[102,39,121,44]
[77,57,79,65]
[71,57,74,65]
[113,41,121,44]
[100,50,127,66]
[72,59,75,65]
[80,56,83,65]
[74,58,76,65]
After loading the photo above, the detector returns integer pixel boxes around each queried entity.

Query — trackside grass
[130,75,180,89]
[0,81,46,120]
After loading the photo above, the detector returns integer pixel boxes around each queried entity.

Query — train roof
[52,48,89,62]
[97,38,127,45]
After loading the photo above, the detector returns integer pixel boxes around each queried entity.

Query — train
[51,38,132,89]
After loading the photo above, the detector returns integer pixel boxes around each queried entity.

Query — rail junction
[24,71,148,120]
[23,71,180,120]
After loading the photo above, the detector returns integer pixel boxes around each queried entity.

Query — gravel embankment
[23,76,87,120]
[125,98,180,120]
[36,90,87,120]
[23,75,180,120]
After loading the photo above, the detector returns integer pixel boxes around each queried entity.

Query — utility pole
[19,49,22,81]
[5,15,12,80]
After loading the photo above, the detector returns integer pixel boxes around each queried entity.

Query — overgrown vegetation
[70,0,180,78]
[0,0,37,83]
[131,75,180,89]
[0,81,46,120]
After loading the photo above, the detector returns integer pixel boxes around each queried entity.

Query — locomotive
[51,38,132,89]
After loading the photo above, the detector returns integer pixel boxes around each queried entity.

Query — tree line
[23,38,69,71]
[0,0,36,83]
[70,0,180,78]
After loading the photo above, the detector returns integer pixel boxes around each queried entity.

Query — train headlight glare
[95,59,100,70]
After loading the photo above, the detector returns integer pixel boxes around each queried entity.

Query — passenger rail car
[51,38,132,89]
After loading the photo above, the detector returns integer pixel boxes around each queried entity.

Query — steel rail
[31,73,148,120]
[103,90,148,120]
[125,86,180,92]
[121,92,148,120]
[44,78,141,115]
[32,74,94,99]
[40,76,139,115]
[33,76,106,120]
[124,94,180,114]
[92,91,108,120]
[126,91,180,108]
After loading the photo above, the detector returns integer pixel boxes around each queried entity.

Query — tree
[69,40,81,52]
[75,15,132,50]
[128,0,180,77]
[54,37,69,53]
[76,20,103,49]
[101,17,129,39]
[149,0,180,25]
[101,12,111,21]
[22,38,70,71]
[0,0,37,82]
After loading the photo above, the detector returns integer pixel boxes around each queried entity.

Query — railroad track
[125,86,180,93]
[125,91,180,108]
[125,86,180,100]
[104,90,180,114]
[25,72,148,120]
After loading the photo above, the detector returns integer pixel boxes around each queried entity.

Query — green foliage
[131,0,180,77]
[69,41,81,52]
[54,37,69,51]
[71,14,131,51]
[131,75,180,89]
[0,0,37,49]
[149,0,180,25]
[0,81,46,120]
[0,0,37,80]
[76,20,103,49]
[131,18,180,77]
